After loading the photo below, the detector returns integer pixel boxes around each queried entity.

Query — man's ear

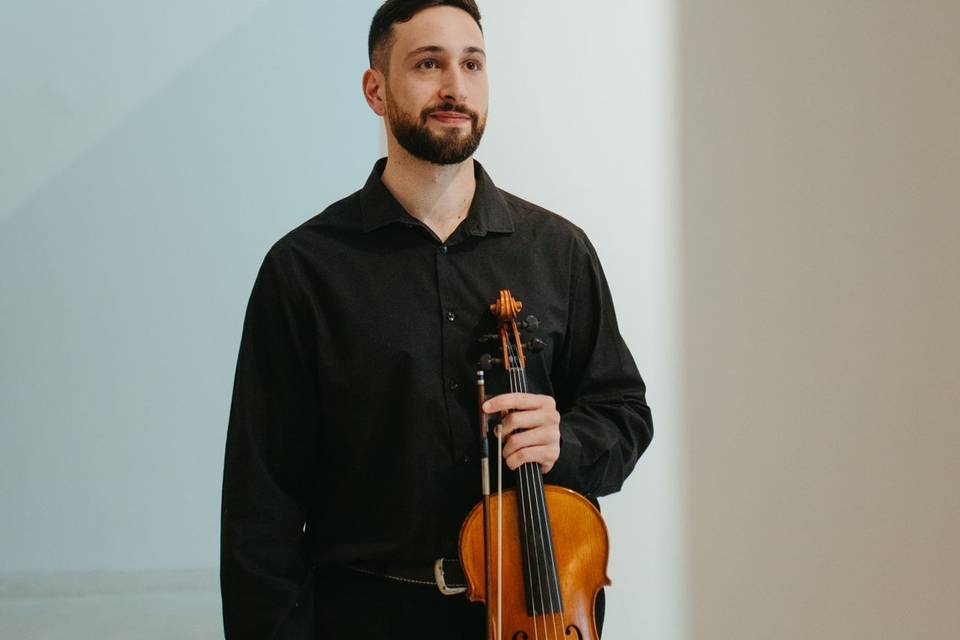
[362,68,387,117]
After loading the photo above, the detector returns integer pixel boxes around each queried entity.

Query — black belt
[344,557,468,596]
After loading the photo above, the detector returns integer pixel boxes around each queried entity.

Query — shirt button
[449,380,460,391]
[446,311,456,322]
[439,245,449,255]
[461,453,471,464]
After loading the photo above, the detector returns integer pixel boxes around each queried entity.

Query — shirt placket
[434,240,476,464]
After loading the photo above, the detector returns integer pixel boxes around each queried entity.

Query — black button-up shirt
[221,157,652,639]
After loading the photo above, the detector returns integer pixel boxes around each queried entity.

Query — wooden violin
[459,290,611,640]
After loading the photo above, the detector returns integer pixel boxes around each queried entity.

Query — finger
[482,393,552,415]
[501,424,559,457]
[497,409,556,438]
[501,428,527,456]
[501,429,535,458]
[504,443,561,472]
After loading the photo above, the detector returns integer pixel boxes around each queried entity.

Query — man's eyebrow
[405,45,486,59]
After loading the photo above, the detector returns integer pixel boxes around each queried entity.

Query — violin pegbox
[478,289,541,372]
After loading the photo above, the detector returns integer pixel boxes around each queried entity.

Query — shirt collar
[358,157,515,236]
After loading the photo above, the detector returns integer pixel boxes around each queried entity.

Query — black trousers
[313,566,605,639]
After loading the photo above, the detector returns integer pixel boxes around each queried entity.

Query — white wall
[479,3,686,638]
[680,1,960,638]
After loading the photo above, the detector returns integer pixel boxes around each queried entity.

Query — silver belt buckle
[433,558,467,596]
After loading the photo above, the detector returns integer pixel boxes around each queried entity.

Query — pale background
[2,1,958,638]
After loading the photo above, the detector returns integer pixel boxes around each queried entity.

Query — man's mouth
[430,111,471,124]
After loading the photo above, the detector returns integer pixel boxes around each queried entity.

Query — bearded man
[220,1,653,638]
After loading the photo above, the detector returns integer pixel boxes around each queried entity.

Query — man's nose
[439,67,467,103]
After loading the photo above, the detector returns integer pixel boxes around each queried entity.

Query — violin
[459,289,610,640]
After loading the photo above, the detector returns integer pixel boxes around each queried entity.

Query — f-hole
[565,624,584,639]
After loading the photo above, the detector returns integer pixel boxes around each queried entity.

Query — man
[220,1,652,638]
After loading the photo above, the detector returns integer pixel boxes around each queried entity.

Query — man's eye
[465,60,482,71]
[418,59,438,70]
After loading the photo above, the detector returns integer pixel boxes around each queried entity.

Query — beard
[386,92,486,166]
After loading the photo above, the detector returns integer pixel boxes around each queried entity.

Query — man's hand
[482,393,561,474]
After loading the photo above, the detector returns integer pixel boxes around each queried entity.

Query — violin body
[459,484,611,640]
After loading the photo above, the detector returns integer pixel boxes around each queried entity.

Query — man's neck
[380,148,476,243]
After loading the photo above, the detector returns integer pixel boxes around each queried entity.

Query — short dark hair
[368,0,483,74]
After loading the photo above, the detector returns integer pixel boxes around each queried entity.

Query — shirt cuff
[543,416,584,492]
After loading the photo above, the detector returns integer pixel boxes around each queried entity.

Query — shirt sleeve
[544,232,653,497]
[220,247,318,640]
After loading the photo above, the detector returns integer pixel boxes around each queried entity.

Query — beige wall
[680,1,960,638]
[479,1,685,636]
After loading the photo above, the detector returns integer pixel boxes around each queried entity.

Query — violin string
[520,370,562,623]
[516,359,561,639]
[536,466,562,638]
[497,406,503,640]
[508,356,540,640]
[507,345,550,639]
[524,462,549,640]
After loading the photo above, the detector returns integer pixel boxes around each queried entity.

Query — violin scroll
[489,289,523,323]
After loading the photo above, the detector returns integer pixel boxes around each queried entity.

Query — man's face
[382,6,488,165]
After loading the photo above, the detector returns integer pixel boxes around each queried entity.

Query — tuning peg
[522,315,539,331]
[478,353,502,370]
[525,338,546,353]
